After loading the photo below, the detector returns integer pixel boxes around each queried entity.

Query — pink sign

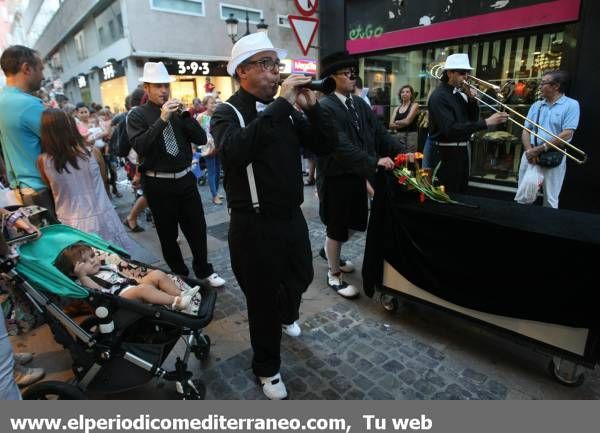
[347,0,581,54]
[292,59,317,75]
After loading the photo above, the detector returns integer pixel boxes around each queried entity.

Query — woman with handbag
[197,95,222,205]
[36,109,138,252]
[389,85,420,152]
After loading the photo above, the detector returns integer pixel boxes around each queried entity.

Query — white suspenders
[222,102,260,213]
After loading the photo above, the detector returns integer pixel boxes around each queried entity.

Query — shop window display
[359,28,572,188]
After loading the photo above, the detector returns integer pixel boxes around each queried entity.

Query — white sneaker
[14,365,45,387]
[185,294,203,315]
[258,373,288,400]
[282,321,301,337]
[14,352,33,365]
[319,248,355,273]
[201,273,226,288]
[182,285,200,298]
[327,271,359,299]
[339,259,355,273]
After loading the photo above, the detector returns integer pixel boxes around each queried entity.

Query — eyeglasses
[450,70,469,75]
[242,58,281,73]
[334,70,358,79]
[540,80,555,86]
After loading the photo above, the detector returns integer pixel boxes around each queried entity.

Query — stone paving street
[11,173,600,400]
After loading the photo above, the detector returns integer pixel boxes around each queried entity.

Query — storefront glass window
[359,28,573,188]
[100,77,128,113]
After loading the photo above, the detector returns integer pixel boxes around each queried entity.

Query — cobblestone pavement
[203,302,509,400]
[13,174,600,400]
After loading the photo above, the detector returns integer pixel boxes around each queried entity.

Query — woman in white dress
[37,109,137,253]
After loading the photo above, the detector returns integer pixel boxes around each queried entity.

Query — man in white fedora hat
[211,32,337,400]
[428,53,509,192]
[127,61,226,289]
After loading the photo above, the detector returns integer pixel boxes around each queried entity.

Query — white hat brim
[442,66,474,70]
[139,76,176,83]
[227,48,288,76]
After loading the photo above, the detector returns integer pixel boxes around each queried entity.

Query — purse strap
[533,104,542,147]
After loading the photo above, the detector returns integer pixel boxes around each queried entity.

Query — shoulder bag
[534,105,564,168]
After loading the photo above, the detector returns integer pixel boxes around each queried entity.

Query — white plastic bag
[515,159,544,204]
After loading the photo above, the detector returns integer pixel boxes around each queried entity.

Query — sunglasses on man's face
[335,69,358,79]
[242,57,281,73]
[451,70,469,75]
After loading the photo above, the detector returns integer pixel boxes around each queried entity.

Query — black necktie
[345,97,360,130]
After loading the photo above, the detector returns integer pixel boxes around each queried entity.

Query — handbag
[533,106,563,168]
[538,151,564,167]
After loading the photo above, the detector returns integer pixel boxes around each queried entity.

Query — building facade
[31,0,317,112]
[320,0,600,213]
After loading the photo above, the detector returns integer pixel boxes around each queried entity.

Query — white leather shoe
[327,271,359,299]
[258,373,288,400]
[282,321,301,337]
[201,273,226,288]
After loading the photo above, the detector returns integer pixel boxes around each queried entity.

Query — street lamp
[225,12,268,43]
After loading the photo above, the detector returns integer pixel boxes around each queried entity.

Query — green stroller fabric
[15,224,128,299]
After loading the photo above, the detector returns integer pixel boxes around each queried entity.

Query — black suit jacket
[317,93,399,185]
[210,88,336,212]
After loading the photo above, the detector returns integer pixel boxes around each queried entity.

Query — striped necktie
[345,97,360,130]
[163,121,179,156]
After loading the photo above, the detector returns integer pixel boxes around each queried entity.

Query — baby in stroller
[55,244,199,313]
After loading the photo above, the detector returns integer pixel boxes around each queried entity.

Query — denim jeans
[205,156,221,199]
[0,309,21,400]
[422,135,439,169]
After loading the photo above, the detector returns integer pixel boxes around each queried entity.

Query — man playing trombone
[428,54,509,192]
[519,70,580,209]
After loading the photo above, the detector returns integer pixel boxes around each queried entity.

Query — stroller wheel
[23,381,87,400]
[193,334,211,361]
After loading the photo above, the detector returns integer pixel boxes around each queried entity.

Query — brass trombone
[428,64,587,164]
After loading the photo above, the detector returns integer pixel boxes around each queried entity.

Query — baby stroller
[1,215,216,400]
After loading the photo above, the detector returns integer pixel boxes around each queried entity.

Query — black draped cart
[362,172,600,386]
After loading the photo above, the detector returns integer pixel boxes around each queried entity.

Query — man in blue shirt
[0,45,51,209]
[519,70,580,208]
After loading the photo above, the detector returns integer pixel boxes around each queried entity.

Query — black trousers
[143,172,213,278]
[229,208,313,377]
[437,146,469,193]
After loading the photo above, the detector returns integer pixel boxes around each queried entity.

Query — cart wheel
[379,293,399,313]
[193,334,211,361]
[23,381,88,400]
[548,357,585,387]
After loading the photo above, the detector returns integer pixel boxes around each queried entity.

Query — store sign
[292,59,317,75]
[162,60,229,77]
[280,59,292,74]
[346,0,582,54]
[99,61,125,82]
[77,75,88,89]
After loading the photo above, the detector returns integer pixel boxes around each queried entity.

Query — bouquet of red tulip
[392,152,457,204]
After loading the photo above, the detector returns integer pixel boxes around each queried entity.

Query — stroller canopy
[15,224,128,299]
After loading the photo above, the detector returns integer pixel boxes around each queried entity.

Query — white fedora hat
[442,53,473,70]
[139,61,175,83]
[227,32,287,77]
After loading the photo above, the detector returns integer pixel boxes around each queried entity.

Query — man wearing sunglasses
[518,70,579,208]
[211,32,336,400]
[317,51,398,300]
[428,53,509,192]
